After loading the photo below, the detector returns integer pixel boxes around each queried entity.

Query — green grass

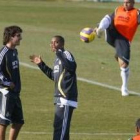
[1,0,140,139]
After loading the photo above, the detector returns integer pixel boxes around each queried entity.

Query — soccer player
[0,25,24,140]
[94,0,140,96]
[128,118,140,140]
[30,35,78,140]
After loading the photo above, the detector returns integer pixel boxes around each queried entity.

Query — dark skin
[30,37,64,64]
[136,126,140,135]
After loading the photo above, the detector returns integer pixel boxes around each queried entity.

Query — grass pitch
[1,0,140,140]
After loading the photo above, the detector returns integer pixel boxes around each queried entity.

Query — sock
[97,15,111,38]
[120,67,129,90]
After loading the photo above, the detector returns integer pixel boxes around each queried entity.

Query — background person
[30,35,78,140]
[95,0,140,96]
[128,118,140,140]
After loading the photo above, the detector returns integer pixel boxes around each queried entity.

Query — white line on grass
[19,131,134,136]
[20,62,140,96]
[77,77,140,96]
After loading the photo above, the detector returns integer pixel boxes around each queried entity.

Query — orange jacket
[132,135,140,140]
[114,6,138,42]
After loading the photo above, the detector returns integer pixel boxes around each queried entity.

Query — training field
[0,0,140,140]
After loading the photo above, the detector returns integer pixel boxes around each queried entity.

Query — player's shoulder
[63,50,73,58]
[114,6,119,13]
[63,50,75,62]
[114,6,123,15]
[0,46,9,54]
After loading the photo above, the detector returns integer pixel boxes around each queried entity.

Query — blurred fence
[91,0,140,2]
[69,0,140,2]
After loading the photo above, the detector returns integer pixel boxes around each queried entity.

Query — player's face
[50,37,63,52]
[10,33,22,47]
[123,0,134,11]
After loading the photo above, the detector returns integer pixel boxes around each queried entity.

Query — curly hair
[3,25,22,45]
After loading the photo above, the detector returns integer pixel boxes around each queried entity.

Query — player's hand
[29,55,42,64]
[9,82,15,89]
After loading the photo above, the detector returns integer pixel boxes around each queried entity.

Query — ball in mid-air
[80,27,96,43]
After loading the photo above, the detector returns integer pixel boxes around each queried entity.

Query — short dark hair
[3,25,22,45]
[54,35,65,45]
[136,118,140,129]
[130,0,135,3]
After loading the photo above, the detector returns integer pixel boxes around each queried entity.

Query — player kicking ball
[94,0,140,96]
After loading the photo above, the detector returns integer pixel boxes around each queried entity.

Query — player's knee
[119,62,128,68]
[118,58,128,68]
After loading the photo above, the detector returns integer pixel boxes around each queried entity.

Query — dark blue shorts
[0,91,24,125]
[105,26,130,65]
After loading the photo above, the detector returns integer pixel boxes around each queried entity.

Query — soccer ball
[80,27,96,43]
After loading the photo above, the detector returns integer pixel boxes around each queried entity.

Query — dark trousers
[53,104,74,140]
